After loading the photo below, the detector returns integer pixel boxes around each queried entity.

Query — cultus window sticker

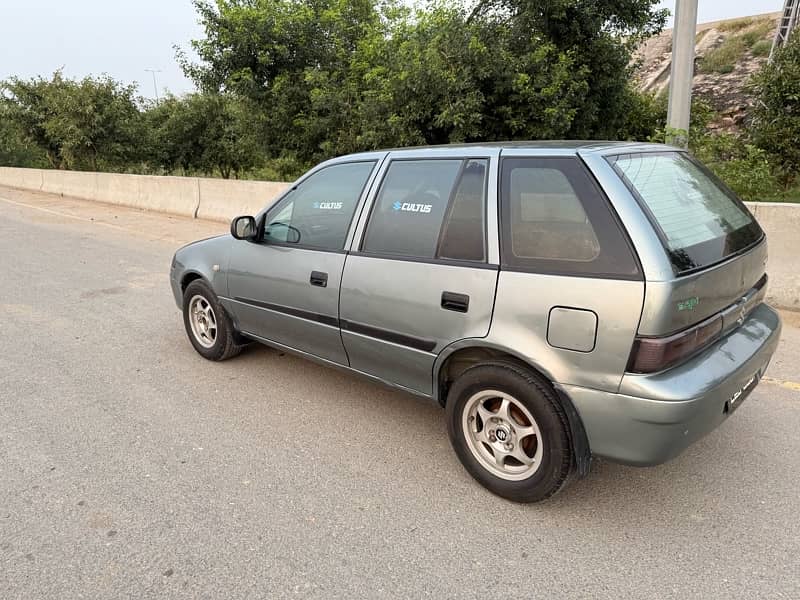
[392,201,433,213]
[313,201,343,210]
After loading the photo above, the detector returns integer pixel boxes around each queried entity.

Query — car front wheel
[446,362,574,503]
[182,279,242,361]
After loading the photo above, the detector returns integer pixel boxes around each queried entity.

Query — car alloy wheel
[461,390,544,481]
[188,294,218,349]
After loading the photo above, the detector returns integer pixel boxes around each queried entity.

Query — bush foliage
[751,39,771,57]
[749,32,800,188]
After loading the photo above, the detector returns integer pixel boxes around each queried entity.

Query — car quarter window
[500,157,640,278]
[361,158,488,262]
[264,161,376,250]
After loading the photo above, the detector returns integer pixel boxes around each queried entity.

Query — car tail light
[627,314,723,374]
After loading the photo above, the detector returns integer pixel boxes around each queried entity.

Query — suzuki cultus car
[170,142,781,502]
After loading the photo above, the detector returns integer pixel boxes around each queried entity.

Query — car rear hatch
[608,150,769,373]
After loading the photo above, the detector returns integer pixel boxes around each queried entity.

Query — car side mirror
[231,215,257,240]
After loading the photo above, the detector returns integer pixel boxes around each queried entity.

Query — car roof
[335,141,676,161]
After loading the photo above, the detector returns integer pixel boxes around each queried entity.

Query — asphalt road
[2,186,799,599]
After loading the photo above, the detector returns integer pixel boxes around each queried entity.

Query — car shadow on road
[227,342,768,519]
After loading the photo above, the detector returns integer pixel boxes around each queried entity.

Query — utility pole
[145,68,162,103]
[666,0,698,148]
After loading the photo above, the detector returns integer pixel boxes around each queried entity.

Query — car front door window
[264,161,376,250]
[264,202,295,243]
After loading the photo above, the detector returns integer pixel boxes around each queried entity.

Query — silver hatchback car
[170,142,781,502]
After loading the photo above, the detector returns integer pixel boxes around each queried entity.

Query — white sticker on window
[313,201,343,210]
[392,201,432,213]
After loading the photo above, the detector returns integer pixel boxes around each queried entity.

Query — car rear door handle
[310,271,328,287]
[441,291,469,313]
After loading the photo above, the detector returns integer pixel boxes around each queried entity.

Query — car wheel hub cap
[188,295,217,349]
[462,390,544,481]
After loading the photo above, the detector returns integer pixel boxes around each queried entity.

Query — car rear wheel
[182,279,242,361]
[446,362,573,503]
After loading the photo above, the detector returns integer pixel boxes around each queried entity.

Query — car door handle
[310,271,328,287]
[441,291,469,313]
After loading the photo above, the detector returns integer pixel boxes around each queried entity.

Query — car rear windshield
[610,151,762,273]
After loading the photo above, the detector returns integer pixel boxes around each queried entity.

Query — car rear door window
[264,161,376,250]
[362,159,488,262]
[500,157,640,278]
[510,166,600,262]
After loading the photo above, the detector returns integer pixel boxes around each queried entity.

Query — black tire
[446,362,573,503]
[182,279,242,361]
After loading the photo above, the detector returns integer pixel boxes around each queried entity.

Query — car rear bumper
[564,303,782,466]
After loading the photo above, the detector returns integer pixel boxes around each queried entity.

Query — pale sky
[0,0,783,99]
[656,0,781,26]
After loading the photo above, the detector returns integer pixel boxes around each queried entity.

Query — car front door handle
[310,271,328,287]
[441,291,469,313]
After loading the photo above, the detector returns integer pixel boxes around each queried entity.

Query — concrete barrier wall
[9,168,45,190]
[0,166,288,221]
[197,178,289,222]
[745,202,800,311]
[0,167,797,309]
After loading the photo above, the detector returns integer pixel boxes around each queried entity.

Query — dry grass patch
[700,19,775,73]
[701,37,746,73]
[718,17,756,33]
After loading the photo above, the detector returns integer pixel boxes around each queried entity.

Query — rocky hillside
[633,12,780,131]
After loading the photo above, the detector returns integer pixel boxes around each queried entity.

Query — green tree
[148,93,264,178]
[180,0,390,163]
[363,5,589,144]
[750,33,800,187]
[272,3,589,160]
[181,0,668,165]
[1,72,143,171]
[181,0,381,98]
[467,0,668,138]
[0,103,48,167]
[1,73,67,168]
